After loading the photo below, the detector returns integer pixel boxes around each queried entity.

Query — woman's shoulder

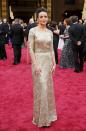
[47,28,53,35]
[29,26,37,32]
[29,27,37,35]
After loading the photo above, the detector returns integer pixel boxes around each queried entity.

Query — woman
[28,8,57,127]
[60,18,74,68]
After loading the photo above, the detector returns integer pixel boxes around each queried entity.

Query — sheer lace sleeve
[28,28,35,54]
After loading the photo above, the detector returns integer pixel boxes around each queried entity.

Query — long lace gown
[28,27,57,127]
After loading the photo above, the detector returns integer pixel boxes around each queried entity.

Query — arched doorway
[63,10,82,19]
[8,0,47,23]
[8,0,38,22]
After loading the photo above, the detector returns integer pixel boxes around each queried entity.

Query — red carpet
[0,45,86,131]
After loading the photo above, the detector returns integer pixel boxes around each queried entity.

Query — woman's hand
[53,29,59,35]
[59,35,64,39]
[34,64,42,76]
[51,64,56,74]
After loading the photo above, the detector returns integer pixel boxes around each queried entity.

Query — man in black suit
[24,18,37,41]
[83,21,86,61]
[11,19,24,65]
[3,18,10,44]
[47,21,59,64]
[0,19,7,60]
[68,16,84,72]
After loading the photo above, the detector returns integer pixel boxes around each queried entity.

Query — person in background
[48,21,59,64]
[24,18,37,42]
[82,19,86,61]
[0,18,7,60]
[69,16,84,72]
[58,21,65,35]
[78,19,83,25]
[3,18,10,45]
[10,18,24,65]
[60,18,74,68]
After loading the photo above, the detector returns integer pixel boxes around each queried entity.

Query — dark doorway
[8,0,39,23]
[63,10,82,19]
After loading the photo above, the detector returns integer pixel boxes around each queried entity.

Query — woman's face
[63,20,67,26]
[37,11,48,26]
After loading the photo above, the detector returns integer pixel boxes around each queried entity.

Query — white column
[47,0,51,21]
[82,0,86,20]
[2,0,7,18]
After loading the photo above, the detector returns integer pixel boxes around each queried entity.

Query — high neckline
[36,26,48,32]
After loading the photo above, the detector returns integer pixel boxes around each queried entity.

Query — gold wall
[47,0,51,21]
[0,0,8,18]
[82,0,86,20]
[0,0,1,18]
[0,0,84,22]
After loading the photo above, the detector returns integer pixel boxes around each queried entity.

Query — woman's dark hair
[36,7,48,18]
[50,21,57,28]
[48,21,57,30]
[64,18,71,25]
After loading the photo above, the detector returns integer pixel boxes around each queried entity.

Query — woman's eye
[40,16,43,18]
[40,16,47,18]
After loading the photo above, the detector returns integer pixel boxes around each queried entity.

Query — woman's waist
[34,49,51,53]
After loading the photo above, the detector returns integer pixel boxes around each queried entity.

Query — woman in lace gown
[28,8,57,127]
[60,18,74,68]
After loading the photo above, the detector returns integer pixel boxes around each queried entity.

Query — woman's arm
[50,32,56,73]
[28,28,41,75]
[28,28,37,66]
